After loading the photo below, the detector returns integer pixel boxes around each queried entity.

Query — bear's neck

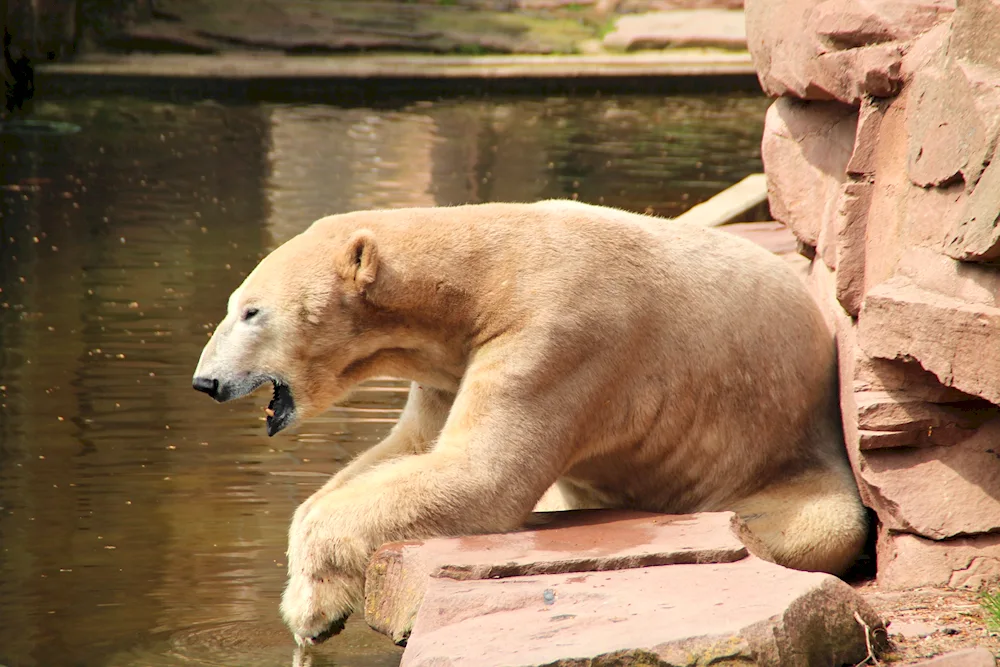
[345,231,515,392]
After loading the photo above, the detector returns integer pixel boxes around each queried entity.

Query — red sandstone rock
[944,142,1000,262]
[851,356,988,449]
[910,648,1000,667]
[855,391,993,432]
[859,279,1000,405]
[949,0,1000,71]
[817,42,906,101]
[906,63,990,189]
[753,0,1000,594]
[846,98,887,176]
[401,556,884,667]
[877,528,1000,590]
[857,427,977,450]
[852,90,908,293]
[891,248,1000,314]
[761,98,857,251]
[364,511,747,643]
[745,0,952,104]
[811,0,954,46]
[853,355,973,404]
[835,179,872,315]
[858,419,1000,539]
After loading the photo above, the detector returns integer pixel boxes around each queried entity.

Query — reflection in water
[0,92,767,667]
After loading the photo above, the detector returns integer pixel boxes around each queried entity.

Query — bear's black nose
[192,376,219,398]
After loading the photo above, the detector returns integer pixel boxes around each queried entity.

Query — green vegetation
[982,589,1000,632]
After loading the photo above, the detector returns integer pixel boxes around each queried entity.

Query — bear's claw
[294,615,347,647]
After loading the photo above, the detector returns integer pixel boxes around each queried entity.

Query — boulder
[877,529,1000,590]
[761,98,857,251]
[890,247,1000,312]
[365,511,748,643]
[832,95,890,312]
[401,556,885,667]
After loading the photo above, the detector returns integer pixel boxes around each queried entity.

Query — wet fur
[193,201,867,645]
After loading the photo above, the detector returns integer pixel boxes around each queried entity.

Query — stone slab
[365,510,748,643]
[855,390,994,432]
[859,278,1000,406]
[911,648,999,667]
[877,528,1000,590]
[853,354,974,404]
[858,427,978,450]
[401,556,884,666]
[859,419,1000,539]
[602,10,747,51]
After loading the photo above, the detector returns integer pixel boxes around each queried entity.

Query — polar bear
[192,201,866,646]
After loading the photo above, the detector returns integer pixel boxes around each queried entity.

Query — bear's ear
[337,229,379,295]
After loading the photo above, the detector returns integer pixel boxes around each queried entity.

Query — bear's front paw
[280,571,363,646]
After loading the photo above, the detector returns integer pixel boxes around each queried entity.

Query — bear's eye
[242,307,260,322]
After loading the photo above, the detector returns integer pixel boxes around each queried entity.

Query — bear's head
[192,227,379,436]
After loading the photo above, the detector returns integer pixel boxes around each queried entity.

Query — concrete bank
[34,51,760,100]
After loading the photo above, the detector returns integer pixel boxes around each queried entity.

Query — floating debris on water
[0,119,82,136]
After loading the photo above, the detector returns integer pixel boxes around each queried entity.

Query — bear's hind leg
[729,465,868,576]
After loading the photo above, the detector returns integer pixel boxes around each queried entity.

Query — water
[0,92,768,667]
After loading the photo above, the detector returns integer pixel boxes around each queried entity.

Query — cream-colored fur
[192,201,867,646]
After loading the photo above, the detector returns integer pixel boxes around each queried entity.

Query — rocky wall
[746,0,1000,590]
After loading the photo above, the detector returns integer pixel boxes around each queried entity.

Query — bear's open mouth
[265,380,295,437]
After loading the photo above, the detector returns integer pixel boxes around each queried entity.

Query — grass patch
[982,589,1000,632]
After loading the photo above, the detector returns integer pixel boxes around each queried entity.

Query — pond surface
[0,92,768,667]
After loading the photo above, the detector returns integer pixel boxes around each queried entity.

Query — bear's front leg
[281,343,582,645]
[280,439,562,645]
